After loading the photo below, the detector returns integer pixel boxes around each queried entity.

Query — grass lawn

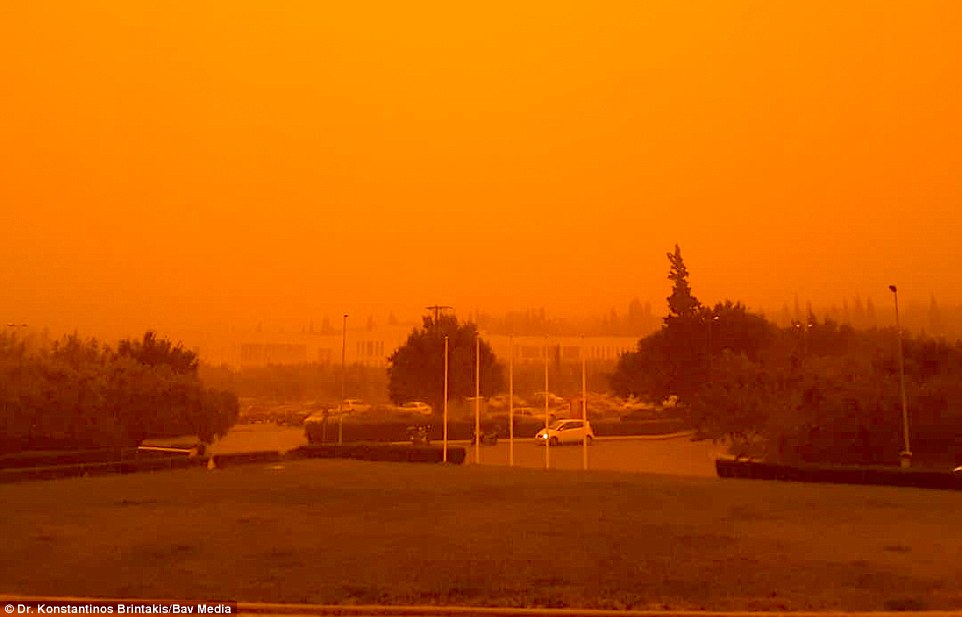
[2,459,962,611]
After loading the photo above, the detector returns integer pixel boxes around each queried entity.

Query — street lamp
[6,323,28,367]
[889,285,911,468]
[443,334,449,463]
[339,314,348,445]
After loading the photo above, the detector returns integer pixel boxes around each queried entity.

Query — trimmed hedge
[716,457,962,491]
[289,444,466,465]
[601,418,687,436]
[209,450,280,468]
[0,447,192,470]
[0,456,206,483]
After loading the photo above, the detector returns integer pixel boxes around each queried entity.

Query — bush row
[289,444,466,465]
[1,443,467,483]
[209,450,280,468]
[0,455,206,483]
[0,447,193,470]
[716,457,962,491]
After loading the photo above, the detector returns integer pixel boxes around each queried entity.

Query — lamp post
[6,323,28,364]
[889,285,911,468]
[443,335,449,463]
[339,314,348,445]
[581,335,588,471]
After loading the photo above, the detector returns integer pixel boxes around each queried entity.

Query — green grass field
[3,459,962,611]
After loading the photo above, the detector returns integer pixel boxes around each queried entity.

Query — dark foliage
[387,316,505,413]
[0,331,238,452]
[292,443,467,465]
[666,244,700,319]
[611,246,962,467]
[116,331,199,375]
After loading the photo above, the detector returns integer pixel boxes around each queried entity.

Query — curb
[4,597,962,617]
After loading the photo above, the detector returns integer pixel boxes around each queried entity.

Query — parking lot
[203,424,726,477]
[458,432,725,476]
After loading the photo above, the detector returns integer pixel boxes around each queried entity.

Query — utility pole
[425,305,454,325]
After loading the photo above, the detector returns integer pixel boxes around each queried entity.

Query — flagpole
[443,335,449,463]
[582,334,588,471]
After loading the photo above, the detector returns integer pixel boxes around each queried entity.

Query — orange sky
[2,1,960,341]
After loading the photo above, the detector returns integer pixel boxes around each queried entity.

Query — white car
[535,419,594,446]
[332,399,372,415]
[400,401,433,416]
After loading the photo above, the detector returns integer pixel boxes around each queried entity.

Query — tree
[387,315,504,414]
[666,244,700,319]
[0,331,237,451]
[611,248,774,406]
[117,331,198,376]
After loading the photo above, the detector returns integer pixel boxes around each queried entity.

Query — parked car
[535,419,594,446]
[487,395,529,411]
[339,399,372,414]
[304,411,327,424]
[531,391,571,413]
[399,401,433,416]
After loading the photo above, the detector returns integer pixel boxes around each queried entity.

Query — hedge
[209,450,280,468]
[304,417,688,444]
[289,444,466,465]
[0,447,192,470]
[0,456,206,483]
[716,457,962,491]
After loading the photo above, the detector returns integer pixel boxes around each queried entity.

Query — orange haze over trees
[2,2,961,352]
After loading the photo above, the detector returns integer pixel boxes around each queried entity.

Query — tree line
[610,245,962,467]
[0,331,238,452]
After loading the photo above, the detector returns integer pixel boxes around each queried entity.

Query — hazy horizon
[3,2,960,346]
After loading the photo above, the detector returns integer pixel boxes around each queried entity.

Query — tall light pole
[6,323,28,340]
[339,314,348,445]
[581,335,588,471]
[889,285,911,468]
[7,323,28,366]
[443,334,449,463]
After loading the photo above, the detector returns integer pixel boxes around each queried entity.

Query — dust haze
[2,2,960,353]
